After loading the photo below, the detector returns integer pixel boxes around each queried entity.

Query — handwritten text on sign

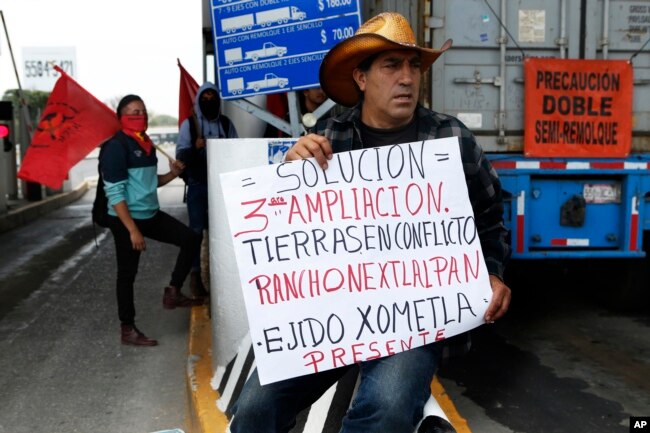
[220,138,492,385]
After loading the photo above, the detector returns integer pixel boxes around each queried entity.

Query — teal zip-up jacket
[100,131,160,220]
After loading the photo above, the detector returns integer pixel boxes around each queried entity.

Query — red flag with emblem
[17,66,120,189]
[178,58,200,128]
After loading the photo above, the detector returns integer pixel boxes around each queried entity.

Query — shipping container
[429,0,650,305]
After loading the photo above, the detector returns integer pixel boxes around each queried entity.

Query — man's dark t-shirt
[358,116,418,149]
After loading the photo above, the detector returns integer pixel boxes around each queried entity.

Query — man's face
[200,90,218,103]
[304,88,327,106]
[122,100,147,117]
[353,49,421,128]
[199,90,220,120]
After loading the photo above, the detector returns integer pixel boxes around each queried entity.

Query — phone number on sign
[24,60,74,78]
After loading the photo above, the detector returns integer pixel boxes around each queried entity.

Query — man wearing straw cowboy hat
[229,12,512,433]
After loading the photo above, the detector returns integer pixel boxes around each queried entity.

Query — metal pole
[228,98,295,136]
[311,99,336,121]
[602,0,610,59]
[286,91,303,137]
[497,0,507,145]
[560,0,567,59]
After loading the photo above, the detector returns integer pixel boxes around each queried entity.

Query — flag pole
[153,144,174,162]
[177,58,201,137]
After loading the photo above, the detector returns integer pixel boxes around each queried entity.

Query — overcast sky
[0,0,204,117]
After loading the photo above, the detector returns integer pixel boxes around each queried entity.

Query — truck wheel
[598,231,650,311]
[600,258,649,311]
[252,55,259,61]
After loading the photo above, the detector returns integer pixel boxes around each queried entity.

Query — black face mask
[199,99,220,120]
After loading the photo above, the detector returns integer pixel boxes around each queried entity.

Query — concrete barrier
[0,181,89,234]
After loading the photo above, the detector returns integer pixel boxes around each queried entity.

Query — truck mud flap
[560,195,586,227]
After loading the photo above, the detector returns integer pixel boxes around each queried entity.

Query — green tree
[2,88,49,125]
[149,114,177,126]
[3,89,178,128]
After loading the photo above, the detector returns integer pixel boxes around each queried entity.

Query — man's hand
[113,201,145,251]
[169,159,185,177]
[485,274,511,323]
[195,138,206,149]
[129,229,146,251]
[285,133,333,170]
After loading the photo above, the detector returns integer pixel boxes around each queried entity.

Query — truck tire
[594,259,646,311]
[594,231,650,311]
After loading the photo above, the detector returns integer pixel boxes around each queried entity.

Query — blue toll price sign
[211,0,361,100]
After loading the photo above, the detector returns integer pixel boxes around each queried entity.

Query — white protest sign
[220,137,492,385]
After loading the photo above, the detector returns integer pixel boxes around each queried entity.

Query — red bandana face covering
[120,115,153,155]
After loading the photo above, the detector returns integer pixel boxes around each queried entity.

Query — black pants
[108,211,200,325]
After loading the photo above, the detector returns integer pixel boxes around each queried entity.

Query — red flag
[265,93,289,137]
[17,66,120,189]
[178,58,200,128]
[266,93,288,120]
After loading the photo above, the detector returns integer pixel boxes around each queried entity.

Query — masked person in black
[176,82,238,298]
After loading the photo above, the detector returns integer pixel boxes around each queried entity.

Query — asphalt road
[0,181,191,433]
[1,178,649,433]
[438,260,650,433]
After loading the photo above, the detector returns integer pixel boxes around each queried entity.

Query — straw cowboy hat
[320,12,452,107]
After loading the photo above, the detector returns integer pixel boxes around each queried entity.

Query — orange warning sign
[524,58,633,157]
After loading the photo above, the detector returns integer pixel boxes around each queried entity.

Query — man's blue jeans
[186,182,208,271]
[229,342,443,433]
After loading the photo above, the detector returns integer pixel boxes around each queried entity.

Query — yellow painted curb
[187,304,471,433]
[431,376,471,433]
[187,305,228,433]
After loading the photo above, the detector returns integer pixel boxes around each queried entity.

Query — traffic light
[0,101,13,152]
[0,124,10,151]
